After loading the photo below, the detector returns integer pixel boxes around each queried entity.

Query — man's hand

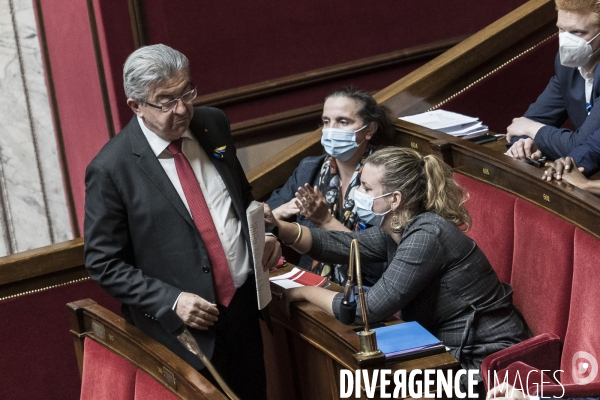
[295,184,332,227]
[506,138,542,160]
[175,292,219,330]
[506,117,545,141]
[272,199,300,220]
[262,234,282,271]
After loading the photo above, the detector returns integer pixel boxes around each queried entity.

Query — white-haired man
[84,44,280,398]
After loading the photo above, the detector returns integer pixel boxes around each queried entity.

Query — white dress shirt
[579,62,598,105]
[137,117,251,295]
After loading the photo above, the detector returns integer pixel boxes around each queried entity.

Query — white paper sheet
[271,280,304,289]
[399,110,479,130]
[246,201,271,309]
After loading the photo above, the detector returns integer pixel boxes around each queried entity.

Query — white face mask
[559,30,600,68]
[321,125,367,162]
[353,190,391,227]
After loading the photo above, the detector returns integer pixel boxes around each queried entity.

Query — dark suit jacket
[523,52,600,173]
[84,107,255,369]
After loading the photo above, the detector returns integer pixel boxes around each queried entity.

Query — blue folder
[370,321,445,360]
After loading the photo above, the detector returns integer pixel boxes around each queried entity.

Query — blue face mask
[353,189,392,227]
[321,125,367,162]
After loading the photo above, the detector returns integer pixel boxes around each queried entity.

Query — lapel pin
[213,145,226,159]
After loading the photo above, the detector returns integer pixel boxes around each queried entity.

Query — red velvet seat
[482,228,600,397]
[454,174,516,284]
[70,299,226,400]
[510,199,574,338]
[539,229,600,396]
[81,338,178,400]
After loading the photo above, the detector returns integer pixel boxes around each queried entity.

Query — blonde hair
[555,0,600,24]
[365,147,471,230]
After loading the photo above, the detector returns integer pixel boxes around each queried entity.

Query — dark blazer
[84,107,255,369]
[524,53,600,172]
[570,127,600,175]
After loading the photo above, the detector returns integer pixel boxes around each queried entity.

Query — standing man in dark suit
[506,0,600,177]
[84,44,280,399]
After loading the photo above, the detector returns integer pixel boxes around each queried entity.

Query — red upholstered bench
[455,174,600,397]
[70,299,226,400]
[455,174,516,284]
[81,338,179,400]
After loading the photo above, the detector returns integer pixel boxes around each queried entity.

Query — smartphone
[524,157,544,168]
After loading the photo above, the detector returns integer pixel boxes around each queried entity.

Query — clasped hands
[504,119,590,190]
[505,149,588,190]
[542,156,588,189]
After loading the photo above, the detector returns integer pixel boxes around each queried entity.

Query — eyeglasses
[144,85,197,113]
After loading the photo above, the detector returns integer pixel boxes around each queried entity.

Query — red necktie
[168,138,236,307]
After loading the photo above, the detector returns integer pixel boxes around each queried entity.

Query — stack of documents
[399,109,488,137]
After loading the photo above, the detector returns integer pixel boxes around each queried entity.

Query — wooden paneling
[127,0,147,48]
[246,130,324,201]
[450,142,600,238]
[264,275,460,400]
[194,37,465,109]
[87,0,115,139]
[0,238,86,299]
[376,0,556,116]
[231,103,322,144]
[242,2,559,191]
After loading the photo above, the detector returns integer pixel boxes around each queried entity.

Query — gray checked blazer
[309,212,531,374]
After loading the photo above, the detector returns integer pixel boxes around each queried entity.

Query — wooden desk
[480,136,600,182]
[480,136,508,153]
[262,265,460,400]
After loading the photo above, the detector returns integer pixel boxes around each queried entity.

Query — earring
[390,211,402,234]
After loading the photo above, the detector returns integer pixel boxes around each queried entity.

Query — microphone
[339,239,381,359]
[176,328,240,400]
